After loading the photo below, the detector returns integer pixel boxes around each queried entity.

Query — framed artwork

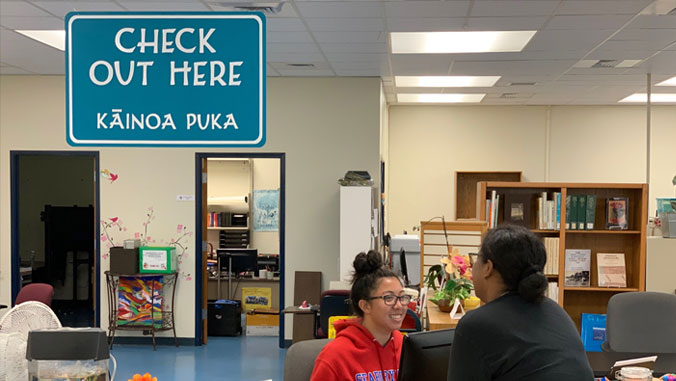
[253,189,279,232]
[606,197,628,230]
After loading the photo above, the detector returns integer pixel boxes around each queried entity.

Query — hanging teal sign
[66,12,265,147]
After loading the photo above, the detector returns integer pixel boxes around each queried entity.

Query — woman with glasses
[311,250,410,381]
[447,225,593,380]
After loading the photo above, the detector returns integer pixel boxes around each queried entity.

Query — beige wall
[387,105,675,236]
[388,105,547,235]
[0,76,382,341]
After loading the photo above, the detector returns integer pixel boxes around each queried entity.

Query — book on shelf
[543,237,559,275]
[555,192,561,230]
[565,195,571,230]
[597,253,627,288]
[569,195,579,230]
[564,249,591,287]
[585,195,596,230]
[486,190,500,228]
[535,192,560,231]
[606,197,629,230]
[546,282,559,303]
[503,193,531,228]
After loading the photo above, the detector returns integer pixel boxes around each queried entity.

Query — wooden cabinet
[455,171,521,220]
[477,182,648,330]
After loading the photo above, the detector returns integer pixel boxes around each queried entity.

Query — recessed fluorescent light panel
[397,93,486,103]
[619,93,676,103]
[395,76,500,88]
[390,31,536,54]
[15,30,65,51]
[656,76,676,86]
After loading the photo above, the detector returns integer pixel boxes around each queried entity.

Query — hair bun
[518,271,548,303]
[353,250,383,276]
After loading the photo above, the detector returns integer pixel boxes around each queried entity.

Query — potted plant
[423,247,474,312]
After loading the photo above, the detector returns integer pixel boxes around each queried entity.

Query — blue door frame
[194,152,286,347]
[9,150,101,326]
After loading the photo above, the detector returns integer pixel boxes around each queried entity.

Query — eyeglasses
[366,294,414,306]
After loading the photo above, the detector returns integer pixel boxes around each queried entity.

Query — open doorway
[10,151,100,327]
[194,153,285,347]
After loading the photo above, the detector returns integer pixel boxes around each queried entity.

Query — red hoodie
[310,318,403,381]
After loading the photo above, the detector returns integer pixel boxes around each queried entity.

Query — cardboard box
[241,287,272,311]
[109,247,139,274]
[139,246,176,274]
[245,310,279,336]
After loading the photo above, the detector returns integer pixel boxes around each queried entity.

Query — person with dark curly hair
[448,225,594,381]
[311,250,409,381]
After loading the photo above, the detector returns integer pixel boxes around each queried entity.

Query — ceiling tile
[0,1,52,17]
[268,52,326,62]
[319,43,387,53]
[267,18,306,32]
[612,29,676,42]
[450,60,577,75]
[277,68,335,76]
[331,60,386,70]
[600,40,674,51]
[545,15,635,30]
[305,18,384,32]
[313,31,384,44]
[271,61,330,70]
[451,50,588,61]
[267,43,320,53]
[296,2,383,18]
[0,16,64,29]
[334,69,381,76]
[0,66,33,74]
[387,18,465,32]
[206,3,299,17]
[525,30,616,52]
[325,53,387,63]
[118,2,210,11]
[390,55,453,75]
[555,0,653,15]
[471,1,559,17]
[465,16,548,30]
[384,2,470,18]
[30,1,125,17]
[626,15,676,29]
[267,31,314,43]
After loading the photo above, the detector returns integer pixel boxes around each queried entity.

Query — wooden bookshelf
[455,171,521,220]
[477,182,648,330]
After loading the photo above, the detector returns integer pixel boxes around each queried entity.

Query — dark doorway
[195,153,286,347]
[11,151,100,327]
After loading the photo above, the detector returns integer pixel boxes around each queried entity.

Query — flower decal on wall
[101,169,119,183]
[100,207,194,281]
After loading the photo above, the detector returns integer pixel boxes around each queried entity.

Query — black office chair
[602,291,676,353]
[316,290,352,339]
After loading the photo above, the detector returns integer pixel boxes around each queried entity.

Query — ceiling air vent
[509,82,536,86]
[286,63,315,68]
[500,93,519,99]
[211,2,286,14]
[592,60,620,68]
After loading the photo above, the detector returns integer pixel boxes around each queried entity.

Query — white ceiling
[2,0,676,104]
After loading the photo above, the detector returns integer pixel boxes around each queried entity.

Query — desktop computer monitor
[397,328,455,381]
[217,248,258,277]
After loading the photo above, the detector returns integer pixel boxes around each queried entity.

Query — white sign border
[67,13,264,146]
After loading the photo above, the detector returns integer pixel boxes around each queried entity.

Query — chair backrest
[317,290,351,339]
[283,338,331,381]
[605,291,676,353]
[400,309,422,333]
[15,283,54,307]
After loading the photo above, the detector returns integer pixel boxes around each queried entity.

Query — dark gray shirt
[447,292,594,381]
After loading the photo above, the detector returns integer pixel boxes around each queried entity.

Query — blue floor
[111,336,287,381]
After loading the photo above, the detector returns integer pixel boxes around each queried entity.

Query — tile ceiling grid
[2,0,676,104]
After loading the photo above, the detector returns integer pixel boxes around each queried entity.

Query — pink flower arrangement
[440,247,473,281]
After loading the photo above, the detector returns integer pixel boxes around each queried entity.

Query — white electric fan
[0,301,62,381]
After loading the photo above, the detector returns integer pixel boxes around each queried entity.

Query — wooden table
[426,303,460,331]
[281,305,319,343]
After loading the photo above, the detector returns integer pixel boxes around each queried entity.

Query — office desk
[587,352,676,378]
[426,303,460,331]
[281,305,319,344]
[208,277,280,310]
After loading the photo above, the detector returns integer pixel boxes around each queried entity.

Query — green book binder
[565,195,572,230]
[570,195,578,230]
[577,195,587,231]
